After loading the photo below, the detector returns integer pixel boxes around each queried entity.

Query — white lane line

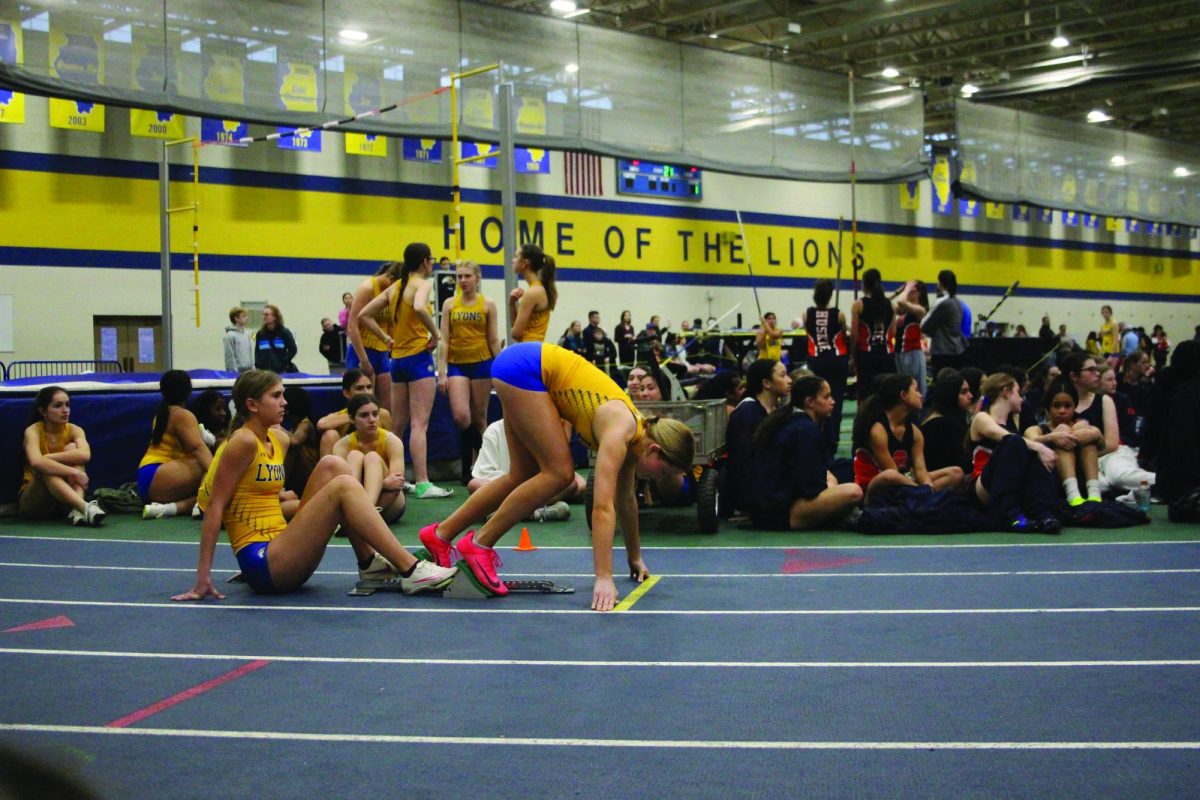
[4,647,1200,670]
[3,535,1199,551]
[4,562,1200,579]
[3,598,1200,616]
[2,723,1199,750]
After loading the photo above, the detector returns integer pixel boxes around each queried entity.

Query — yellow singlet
[21,422,78,491]
[334,406,392,437]
[346,430,390,458]
[539,343,643,450]
[1099,319,1117,355]
[761,334,783,361]
[516,279,549,343]
[139,413,188,469]
[448,293,493,364]
[360,276,394,352]
[390,279,433,357]
[197,430,287,552]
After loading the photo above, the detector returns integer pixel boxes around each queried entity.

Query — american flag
[564,151,603,196]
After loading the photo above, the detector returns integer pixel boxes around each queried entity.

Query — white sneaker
[532,501,571,522]
[68,509,86,526]
[143,502,173,519]
[403,483,416,495]
[358,553,398,581]
[415,483,454,499]
[399,560,458,594]
[192,504,203,519]
[84,500,107,527]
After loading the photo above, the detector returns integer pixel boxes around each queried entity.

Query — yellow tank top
[21,422,78,491]
[539,344,643,450]
[197,430,287,552]
[448,293,493,364]
[1099,320,1117,354]
[390,278,433,357]
[333,406,392,437]
[762,334,783,361]
[139,412,189,468]
[346,430,390,458]
[517,280,550,343]
[360,276,394,351]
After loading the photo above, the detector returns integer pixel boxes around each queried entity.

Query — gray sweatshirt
[223,325,254,372]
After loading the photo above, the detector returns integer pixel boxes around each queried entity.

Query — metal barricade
[4,360,125,380]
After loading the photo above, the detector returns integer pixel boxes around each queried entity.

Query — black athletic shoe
[1034,516,1062,534]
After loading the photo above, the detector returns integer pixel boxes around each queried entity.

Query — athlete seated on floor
[744,375,863,530]
[18,386,106,527]
[467,418,584,522]
[418,342,694,611]
[331,393,407,524]
[1023,378,1103,505]
[173,370,456,600]
[852,373,964,505]
[315,369,393,457]
[140,370,213,520]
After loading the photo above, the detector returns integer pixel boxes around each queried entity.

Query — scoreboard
[617,159,702,201]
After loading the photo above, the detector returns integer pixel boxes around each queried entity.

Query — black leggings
[979,435,1060,520]
[809,353,849,455]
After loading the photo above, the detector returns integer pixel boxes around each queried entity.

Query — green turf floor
[1,492,1196,549]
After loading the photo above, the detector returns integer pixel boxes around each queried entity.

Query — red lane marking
[3,615,75,633]
[782,549,872,574]
[106,660,270,729]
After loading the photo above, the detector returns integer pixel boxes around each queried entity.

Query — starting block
[349,570,574,598]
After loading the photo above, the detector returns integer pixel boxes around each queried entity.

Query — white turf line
[3,534,1200,551]
[4,597,1200,615]
[2,723,1199,750]
[4,561,1200,579]
[5,647,1200,670]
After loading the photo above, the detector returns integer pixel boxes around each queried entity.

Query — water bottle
[1134,481,1151,513]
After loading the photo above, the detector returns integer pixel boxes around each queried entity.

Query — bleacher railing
[3,360,125,381]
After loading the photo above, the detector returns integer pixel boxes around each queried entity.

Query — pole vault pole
[848,68,859,300]
[735,210,764,323]
[835,215,845,308]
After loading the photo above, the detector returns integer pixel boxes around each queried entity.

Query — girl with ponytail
[509,243,556,343]
[849,268,897,401]
[139,370,213,519]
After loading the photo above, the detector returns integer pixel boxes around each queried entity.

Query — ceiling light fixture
[881,66,900,78]
[1087,109,1112,123]
[1110,155,1127,167]
[1174,167,1193,178]
[1050,33,1069,48]
[563,8,590,18]
[564,62,579,73]
[960,83,979,96]
[549,0,577,13]
[709,32,719,39]
[338,29,369,42]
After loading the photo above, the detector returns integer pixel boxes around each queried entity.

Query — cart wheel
[697,468,720,533]
[584,472,595,531]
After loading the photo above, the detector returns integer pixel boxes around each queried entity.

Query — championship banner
[461,141,497,169]
[1011,204,1030,222]
[985,201,1005,219]
[200,118,248,146]
[899,181,919,211]
[1106,217,1121,232]
[515,147,549,174]
[1125,219,1141,233]
[931,155,953,215]
[346,132,387,157]
[0,12,24,123]
[202,41,245,104]
[48,13,104,132]
[344,63,381,116]
[958,161,979,217]
[1081,213,1101,229]
[464,87,494,129]
[1060,172,1078,204]
[131,109,185,139]
[278,52,318,112]
[1061,210,1078,227]
[403,138,442,163]
[1035,207,1053,224]
[516,96,546,135]
[277,127,321,151]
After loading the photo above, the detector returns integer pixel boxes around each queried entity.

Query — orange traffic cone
[515,526,537,551]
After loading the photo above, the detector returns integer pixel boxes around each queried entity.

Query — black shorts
[749,503,792,531]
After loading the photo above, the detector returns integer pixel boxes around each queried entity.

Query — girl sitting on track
[852,373,964,505]
[744,375,863,529]
[358,242,451,499]
[332,393,408,523]
[418,342,694,612]
[965,373,1062,532]
[188,388,230,452]
[1023,378,1103,505]
[140,370,213,519]
[437,259,501,484]
[173,370,457,601]
[315,369,393,457]
[18,386,106,527]
[509,243,556,343]
[919,370,973,474]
